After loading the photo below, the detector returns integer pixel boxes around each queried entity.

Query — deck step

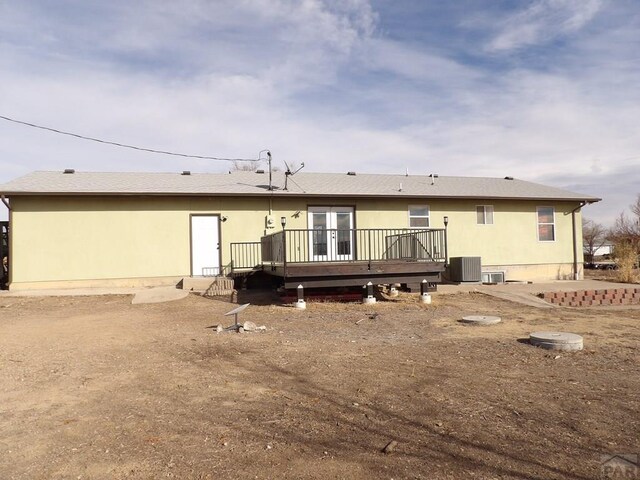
[180,276,235,293]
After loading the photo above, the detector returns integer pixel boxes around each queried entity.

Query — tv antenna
[257,149,273,190]
[283,159,305,191]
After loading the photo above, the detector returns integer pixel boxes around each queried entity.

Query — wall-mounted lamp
[443,216,449,227]
[221,216,228,222]
[280,216,287,229]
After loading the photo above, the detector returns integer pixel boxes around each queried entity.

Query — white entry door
[191,215,220,276]
[308,207,354,261]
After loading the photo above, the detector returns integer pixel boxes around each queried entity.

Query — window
[482,271,505,284]
[409,205,430,228]
[537,207,555,241]
[476,205,494,225]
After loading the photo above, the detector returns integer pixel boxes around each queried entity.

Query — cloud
[485,0,605,52]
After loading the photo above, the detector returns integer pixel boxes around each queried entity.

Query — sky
[1,0,639,225]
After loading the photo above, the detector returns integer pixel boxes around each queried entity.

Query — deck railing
[261,228,446,266]
[230,241,262,272]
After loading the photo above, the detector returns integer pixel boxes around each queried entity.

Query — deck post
[443,216,449,265]
[363,281,376,304]
[420,279,432,304]
[367,230,372,269]
[281,217,288,279]
[295,284,306,310]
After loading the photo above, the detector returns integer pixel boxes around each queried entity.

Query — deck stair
[180,276,236,298]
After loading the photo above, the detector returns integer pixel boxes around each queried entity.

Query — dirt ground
[0,289,638,480]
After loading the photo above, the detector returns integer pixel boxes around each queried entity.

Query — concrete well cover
[460,315,502,325]
[529,331,583,351]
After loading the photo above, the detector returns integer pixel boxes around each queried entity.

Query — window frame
[536,206,556,242]
[476,205,494,225]
[408,205,430,229]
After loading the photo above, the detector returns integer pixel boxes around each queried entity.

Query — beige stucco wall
[7,195,584,289]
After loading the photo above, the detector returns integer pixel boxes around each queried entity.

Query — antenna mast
[283,160,305,190]
[267,151,273,190]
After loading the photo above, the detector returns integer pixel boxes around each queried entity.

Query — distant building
[585,241,614,258]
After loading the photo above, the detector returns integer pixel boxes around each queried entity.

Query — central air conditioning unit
[449,257,482,282]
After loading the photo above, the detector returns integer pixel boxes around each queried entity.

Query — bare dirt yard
[0,289,638,479]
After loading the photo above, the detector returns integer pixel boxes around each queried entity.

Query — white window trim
[476,205,494,225]
[536,206,556,242]
[408,205,430,229]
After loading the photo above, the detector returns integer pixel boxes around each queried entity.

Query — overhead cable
[0,114,260,162]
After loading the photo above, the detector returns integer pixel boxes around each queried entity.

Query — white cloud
[360,38,480,85]
[486,0,605,52]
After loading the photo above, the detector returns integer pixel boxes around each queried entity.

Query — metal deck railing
[229,241,262,273]
[261,228,447,267]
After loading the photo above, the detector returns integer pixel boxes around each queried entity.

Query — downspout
[1,195,10,290]
[571,201,587,280]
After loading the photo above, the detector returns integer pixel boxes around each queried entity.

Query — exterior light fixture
[280,216,287,228]
[444,216,449,227]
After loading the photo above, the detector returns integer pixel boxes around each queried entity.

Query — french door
[308,207,354,261]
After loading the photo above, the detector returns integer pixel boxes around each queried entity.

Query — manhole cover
[460,315,502,325]
[529,331,583,351]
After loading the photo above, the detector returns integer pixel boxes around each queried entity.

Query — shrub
[613,241,639,283]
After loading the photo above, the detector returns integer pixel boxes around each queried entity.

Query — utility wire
[0,114,260,162]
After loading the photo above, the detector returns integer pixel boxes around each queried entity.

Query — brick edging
[539,288,640,307]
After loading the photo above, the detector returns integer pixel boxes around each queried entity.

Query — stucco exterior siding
[439,200,583,266]
[480,263,581,282]
[7,195,583,289]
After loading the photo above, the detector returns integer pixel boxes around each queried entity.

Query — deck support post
[363,281,376,304]
[420,279,432,304]
[295,284,306,309]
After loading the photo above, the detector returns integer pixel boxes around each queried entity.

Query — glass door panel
[333,210,354,260]
[311,211,328,260]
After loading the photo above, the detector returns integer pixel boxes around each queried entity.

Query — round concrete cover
[529,331,583,351]
[460,315,502,325]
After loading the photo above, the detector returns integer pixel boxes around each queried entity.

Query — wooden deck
[257,227,448,289]
[267,260,445,288]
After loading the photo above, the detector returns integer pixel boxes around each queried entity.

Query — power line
[0,114,261,162]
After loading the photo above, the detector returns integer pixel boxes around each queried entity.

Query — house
[0,170,600,291]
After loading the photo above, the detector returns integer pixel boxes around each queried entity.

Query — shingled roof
[0,170,600,202]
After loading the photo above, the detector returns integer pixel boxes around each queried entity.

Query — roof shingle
[0,170,600,202]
